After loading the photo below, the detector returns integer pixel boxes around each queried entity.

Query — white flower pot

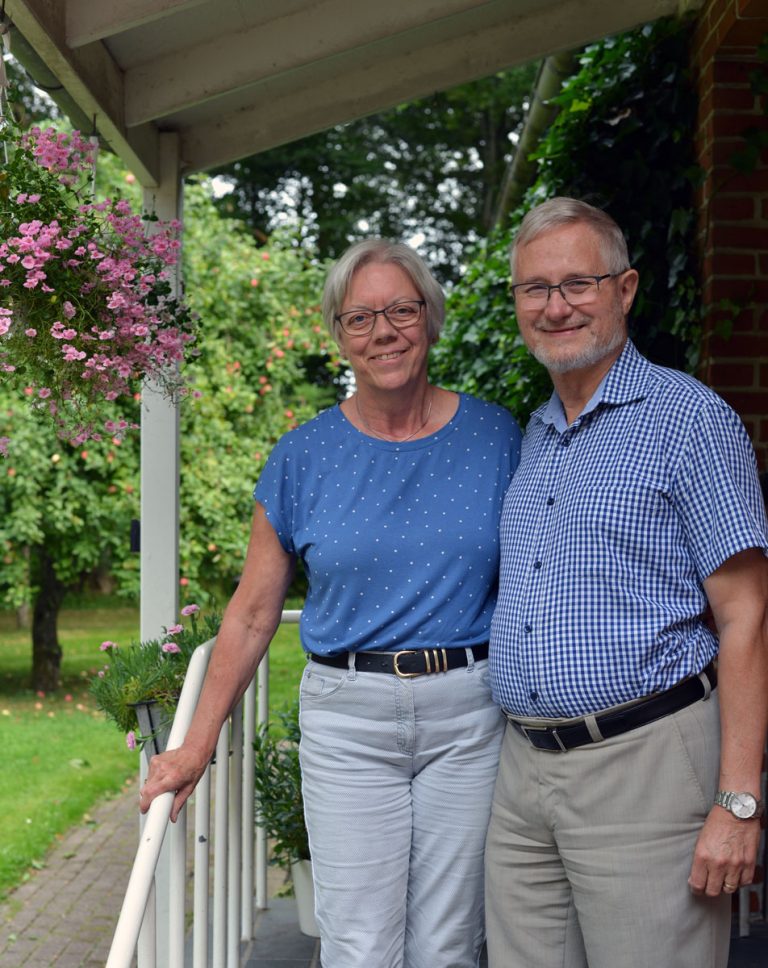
[291,859,320,937]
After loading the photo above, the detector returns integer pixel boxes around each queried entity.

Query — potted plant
[0,115,197,456]
[253,701,318,937]
[90,604,220,754]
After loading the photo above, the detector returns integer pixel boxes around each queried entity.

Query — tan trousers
[485,693,730,968]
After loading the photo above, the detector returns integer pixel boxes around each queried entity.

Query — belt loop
[465,647,475,671]
[346,651,357,681]
[698,667,712,701]
[584,715,604,743]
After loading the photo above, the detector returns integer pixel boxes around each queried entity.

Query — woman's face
[338,261,430,396]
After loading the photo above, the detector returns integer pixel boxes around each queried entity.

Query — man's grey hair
[510,197,631,280]
[322,239,445,344]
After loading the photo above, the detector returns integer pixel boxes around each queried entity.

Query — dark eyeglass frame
[510,272,628,306]
[335,299,426,336]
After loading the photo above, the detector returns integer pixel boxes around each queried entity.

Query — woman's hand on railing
[139,744,210,822]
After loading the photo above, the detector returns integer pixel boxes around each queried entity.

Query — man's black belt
[307,643,489,679]
[506,662,717,752]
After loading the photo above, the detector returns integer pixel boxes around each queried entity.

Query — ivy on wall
[432,15,702,423]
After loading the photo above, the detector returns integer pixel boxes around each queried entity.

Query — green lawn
[0,603,306,901]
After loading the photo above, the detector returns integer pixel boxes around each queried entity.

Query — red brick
[710,195,757,220]
[722,19,768,48]
[705,332,768,356]
[762,197,768,219]
[714,60,759,85]
[713,87,759,111]
[738,0,768,17]
[711,112,768,137]
[713,137,759,165]
[706,278,768,303]
[712,224,768,247]
[716,388,768,417]
[697,27,722,66]
[759,252,768,274]
[707,362,759,386]
[713,167,768,193]
[712,251,758,273]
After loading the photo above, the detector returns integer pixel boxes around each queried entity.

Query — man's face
[512,222,638,377]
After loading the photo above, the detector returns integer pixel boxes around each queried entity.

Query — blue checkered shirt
[489,341,768,717]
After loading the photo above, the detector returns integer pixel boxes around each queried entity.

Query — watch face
[732,793,758,819]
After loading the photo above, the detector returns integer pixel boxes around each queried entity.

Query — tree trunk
[16,602,31,629]
[31,547,66,692]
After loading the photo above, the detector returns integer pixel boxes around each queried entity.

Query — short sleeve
[253,438,297,554]
[673,397,768,580]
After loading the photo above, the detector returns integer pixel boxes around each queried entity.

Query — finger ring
[724,882,737,892]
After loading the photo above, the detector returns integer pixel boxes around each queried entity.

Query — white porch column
[140,132,182,642]
[139,132,182,968]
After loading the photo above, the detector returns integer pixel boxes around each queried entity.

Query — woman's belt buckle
[393,648,449,678]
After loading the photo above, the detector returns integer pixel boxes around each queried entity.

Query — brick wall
[692,0,768,471]
[691,0,768,928]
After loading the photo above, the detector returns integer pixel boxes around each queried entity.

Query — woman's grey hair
[510,197,631,279]
[322,239,445,344]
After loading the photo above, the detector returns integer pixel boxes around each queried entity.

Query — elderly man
[486,197,768,968]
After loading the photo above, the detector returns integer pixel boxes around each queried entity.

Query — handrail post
[241,680,256,938]
[193,769,211,968]
[227,704,243,967]
[212,722,229,968]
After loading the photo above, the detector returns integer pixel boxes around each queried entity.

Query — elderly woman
[141,240,521,968]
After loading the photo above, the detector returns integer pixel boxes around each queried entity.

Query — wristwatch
[714,790,765,820]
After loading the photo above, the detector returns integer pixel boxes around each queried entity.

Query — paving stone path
[0,779,141,967]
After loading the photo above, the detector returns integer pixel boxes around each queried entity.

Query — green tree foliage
[213,67,537,281]
[175,181,339,603]
[0,400,140,688]
[432,16,701,422]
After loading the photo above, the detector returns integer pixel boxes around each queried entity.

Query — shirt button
[530,691,539,702]
[533,560,542,570]
[561,437,571,447]
[546,497,555,506]
[523,624,532,633]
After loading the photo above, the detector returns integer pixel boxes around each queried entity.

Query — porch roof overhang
[6,0,702,187]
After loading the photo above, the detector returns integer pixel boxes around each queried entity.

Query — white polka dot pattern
[255,394,521,654]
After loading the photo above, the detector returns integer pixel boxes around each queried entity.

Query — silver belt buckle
[520,723,568,753]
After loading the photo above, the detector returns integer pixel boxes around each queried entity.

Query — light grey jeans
[299,652,504,968]
[485,692,730,968]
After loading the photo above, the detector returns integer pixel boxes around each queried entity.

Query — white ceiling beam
[123,0,494,126]
[6,0,161,184]
[66,0,207,48]
[179,0,694,173]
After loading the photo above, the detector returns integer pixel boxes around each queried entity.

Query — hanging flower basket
[90,605,220,753]
[0,118,198,454]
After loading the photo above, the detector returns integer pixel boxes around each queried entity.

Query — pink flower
[180,604,200,616]
[126,731,137,751]
[162,642,181,654]
[0,438,9,458]
[100,640,117,651]
[166,623,184,635]
[25,328,37,337]
[38,388,52,399]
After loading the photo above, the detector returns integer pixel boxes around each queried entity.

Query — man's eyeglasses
[336,299,425,336]
[511,272,628,308]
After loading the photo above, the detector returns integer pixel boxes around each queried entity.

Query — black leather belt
[506,662,717,752]
[307,643,489,679]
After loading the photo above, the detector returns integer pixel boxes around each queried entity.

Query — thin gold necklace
[355,389,434,443]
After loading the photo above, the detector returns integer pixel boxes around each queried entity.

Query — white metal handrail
[106,609,302,968]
